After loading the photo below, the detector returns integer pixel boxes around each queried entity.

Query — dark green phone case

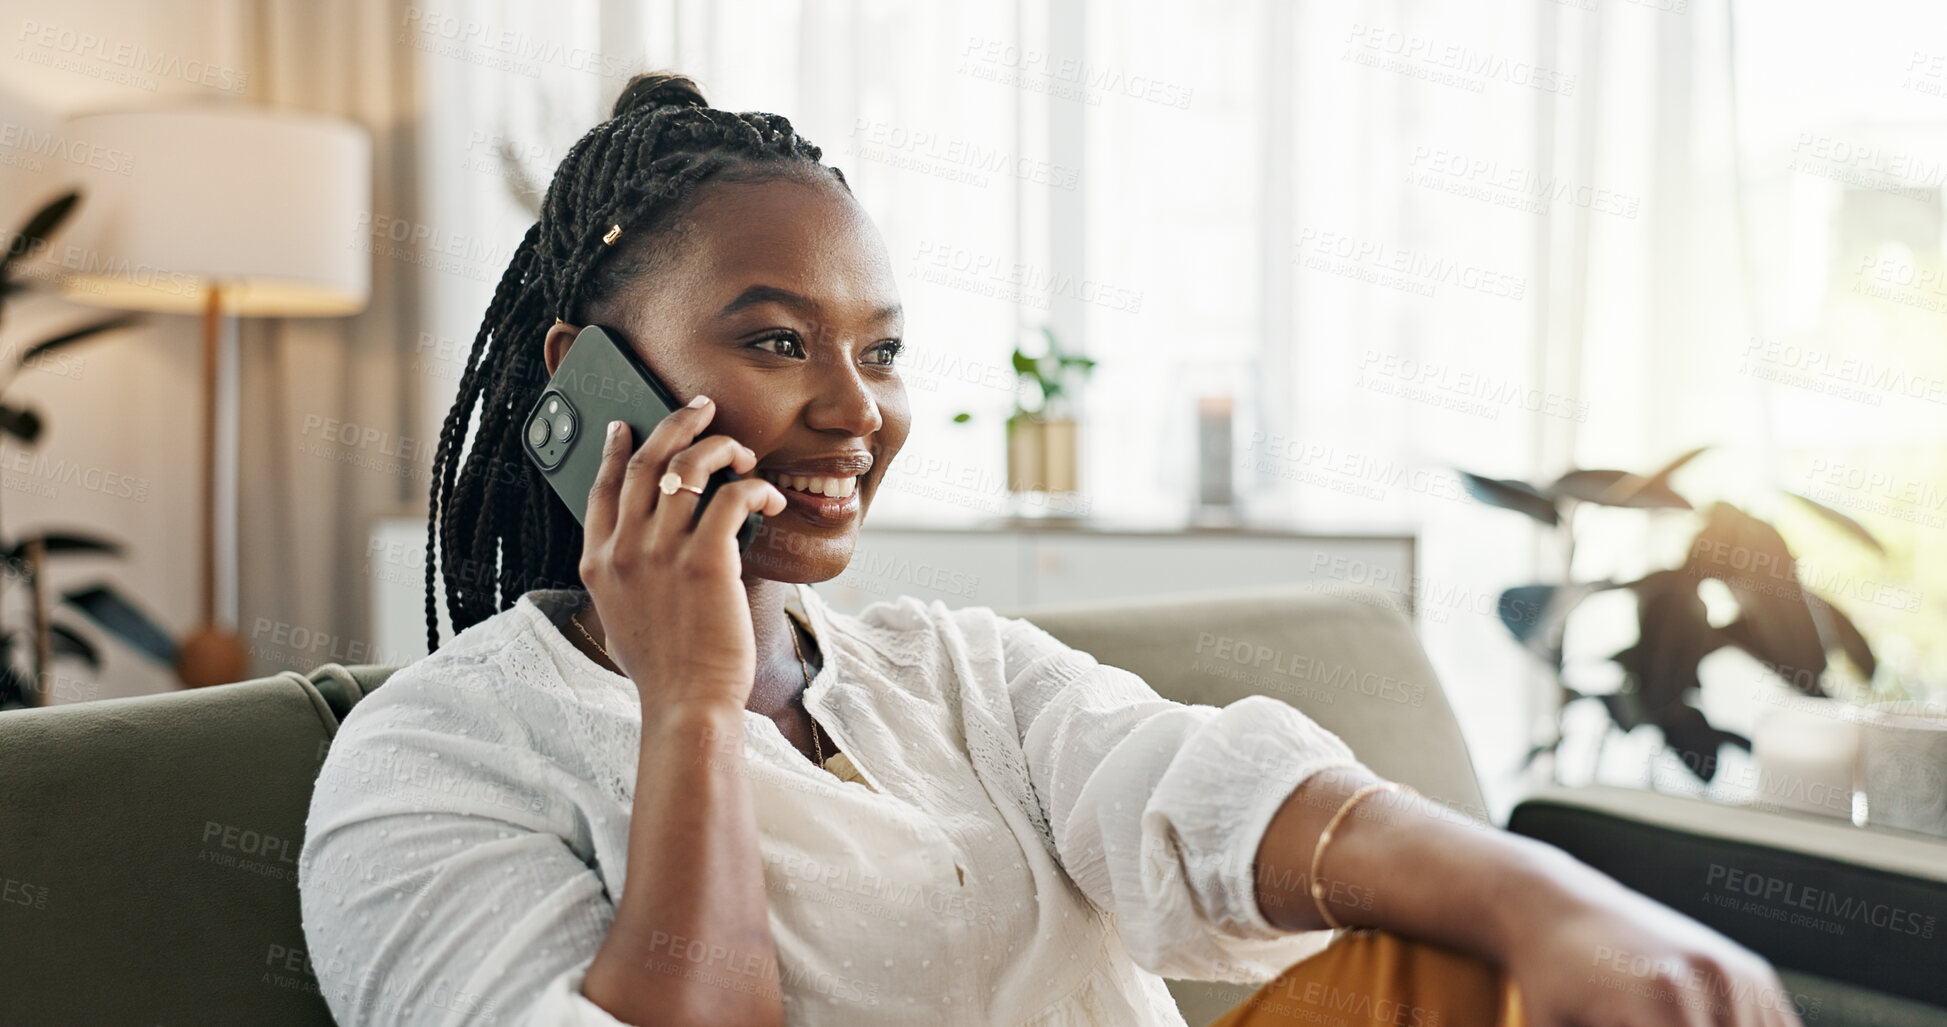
[522,324,763,552]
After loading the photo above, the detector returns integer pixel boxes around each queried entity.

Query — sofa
[1,583,1940,1025]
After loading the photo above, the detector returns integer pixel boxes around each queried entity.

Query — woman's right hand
[578,395,788,714]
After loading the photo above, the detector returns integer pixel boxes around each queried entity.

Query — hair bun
[612,72,708,118]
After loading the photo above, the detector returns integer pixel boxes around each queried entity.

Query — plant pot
[1750,696,1859,820]
[1859,701,1947,837]
[1006,416,1077,494]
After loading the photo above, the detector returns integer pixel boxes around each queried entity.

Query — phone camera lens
[528,415,550,449]
[553,410,576,443]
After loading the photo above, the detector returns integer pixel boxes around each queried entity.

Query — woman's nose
[806,366,884,436]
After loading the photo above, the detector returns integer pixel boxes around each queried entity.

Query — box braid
[424,71,851,652]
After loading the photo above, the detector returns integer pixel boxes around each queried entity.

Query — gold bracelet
[1308,780,1412,930]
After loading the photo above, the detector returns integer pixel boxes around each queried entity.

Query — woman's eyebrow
[714,283,901,325]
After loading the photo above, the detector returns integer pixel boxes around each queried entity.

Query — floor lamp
[58,105,371,688]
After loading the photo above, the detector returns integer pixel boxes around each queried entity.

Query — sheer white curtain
[416,0,1556,812]
[1081,0,1568,812]
[414,0,1039,549]
[416,0,1946,815]
[234,0,430,677]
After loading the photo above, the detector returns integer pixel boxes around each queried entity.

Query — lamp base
[175,623,250,688]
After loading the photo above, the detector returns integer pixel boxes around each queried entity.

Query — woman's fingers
[643,435,759,553]
[612,396,716,535]
[692,477,788,550]
[582,418,632,543]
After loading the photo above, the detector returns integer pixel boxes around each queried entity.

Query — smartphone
[523,324,763,552]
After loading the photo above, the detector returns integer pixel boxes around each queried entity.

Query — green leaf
[1599,447,1706,508]
[60,583,178,666]
[7,531,125,565]
[1616,569,1727,712]
[1547,449,1702,509]
[49,620,100,669]
[0,403,41,444]
[1804,592,1876,679]
[1458,471,1560,526]
[951,412,972,424]
[1651,702,1749,783]
[1011,349,1039,377]
[16,314,142,368]
[1499,581,1612,668]
[1781,491,1886,556]
[1598,688,1650,732]
[1548,469,1634,503]
[1684,502,1827,695]
[1519,739,1560,771]
[0,661,31,709]
[0,191,80,281]
[1549,468,1689,509]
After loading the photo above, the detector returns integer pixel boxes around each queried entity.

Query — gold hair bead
[602,224,623,245]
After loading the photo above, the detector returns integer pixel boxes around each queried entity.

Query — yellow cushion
[1207,928,1523,1027]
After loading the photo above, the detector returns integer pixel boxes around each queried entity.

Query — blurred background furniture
[1508,785,1947,1024]
[370,513,1418,661]
[59,106,372,688]
[1,584,1939,1025]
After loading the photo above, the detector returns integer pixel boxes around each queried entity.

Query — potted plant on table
[954,326,1095,502]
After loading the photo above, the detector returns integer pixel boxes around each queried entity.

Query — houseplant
[0,191,178,708]
[1460,447,1888,784]
[953,325,1095,498]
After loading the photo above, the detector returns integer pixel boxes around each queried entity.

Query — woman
[298,72,1803,1027]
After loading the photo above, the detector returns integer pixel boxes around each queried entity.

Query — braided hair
[425,71,850,653]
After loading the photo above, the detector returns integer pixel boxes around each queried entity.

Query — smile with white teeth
[760,471,859,498]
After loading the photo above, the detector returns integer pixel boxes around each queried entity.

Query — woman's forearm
[1252,765,1593,961]
[580,701,785,1027]
[1257,767,1809,1023]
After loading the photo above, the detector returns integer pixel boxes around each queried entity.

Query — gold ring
[658,471,704,496]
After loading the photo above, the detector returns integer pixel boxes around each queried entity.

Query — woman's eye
[754,332,806,359]
[866,340,904,366]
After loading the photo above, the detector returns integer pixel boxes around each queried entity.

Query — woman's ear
[543,321,581,377]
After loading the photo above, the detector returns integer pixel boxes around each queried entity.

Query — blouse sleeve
[992,611,1373,984]
[298,668,633,1027]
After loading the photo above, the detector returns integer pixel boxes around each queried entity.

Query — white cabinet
[815,522,1416,617]
[369,515,1416,660]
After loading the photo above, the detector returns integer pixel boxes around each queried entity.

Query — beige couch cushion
[1001,582,1485,818]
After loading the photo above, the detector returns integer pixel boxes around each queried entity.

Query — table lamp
[57,104,371,687]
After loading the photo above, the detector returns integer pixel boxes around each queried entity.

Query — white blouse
[298,583,1368,1026]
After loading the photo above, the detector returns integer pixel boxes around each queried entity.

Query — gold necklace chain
[569,601,823,766]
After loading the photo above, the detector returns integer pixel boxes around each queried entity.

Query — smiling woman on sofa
[296,71,1801,1027]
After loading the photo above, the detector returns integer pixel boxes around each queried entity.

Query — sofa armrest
[1508,785,1947,1014]
[304,661,405,722]
[0,675,342,1025]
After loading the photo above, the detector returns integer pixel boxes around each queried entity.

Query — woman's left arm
[1256,765,1808,1027]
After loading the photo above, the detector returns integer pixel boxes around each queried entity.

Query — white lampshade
[55,105,371,317]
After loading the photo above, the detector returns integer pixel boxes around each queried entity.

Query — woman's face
[545,173,910,584]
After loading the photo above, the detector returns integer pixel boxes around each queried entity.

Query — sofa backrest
[1001,582,1486,817]
[0,585,1476,1026]
[1001,583,1484,1025]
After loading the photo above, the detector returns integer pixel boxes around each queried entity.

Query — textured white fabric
[298,583,1370,1025]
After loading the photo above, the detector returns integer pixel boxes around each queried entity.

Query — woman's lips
[770,476,862,526]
